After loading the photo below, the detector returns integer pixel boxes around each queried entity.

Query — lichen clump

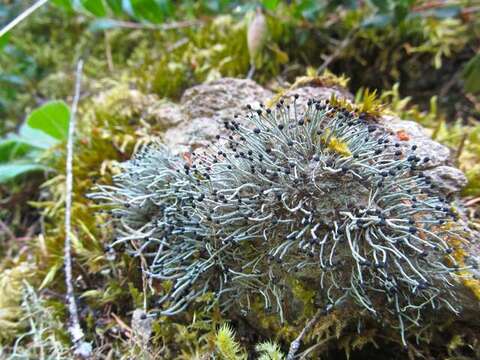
[91,96,471,343]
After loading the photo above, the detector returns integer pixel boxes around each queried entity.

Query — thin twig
[0,0,49,38]
[99,19,202,31]
[104,31,114,73]
[286,309,324,360]
[439,72,459,98]
[454,132,467,167]
[298,335,336,359]
[64,60,92,358]
[166,38,189,52]
[316,28,357,75]
[465,197,480,207]
[0,219,15,241]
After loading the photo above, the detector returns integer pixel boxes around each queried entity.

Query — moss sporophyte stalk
[90,96,475,345]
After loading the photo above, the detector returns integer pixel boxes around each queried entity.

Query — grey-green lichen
[91,96,475,346]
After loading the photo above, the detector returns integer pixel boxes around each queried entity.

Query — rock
[377,115,464,194]
[163,117,222,153]
[162,78,467,197]
[92,84,183,130]
[131,309,152,348]
[424,166,468,196]
[145,78,480,340]
[379,115,451,169]
[180,77,273,120]
[145,101,183,128]
[283,85,352,110]
[164,78,273,153]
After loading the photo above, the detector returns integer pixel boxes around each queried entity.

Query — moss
[132,13,288,99]
[1,3,479,357]
[448,235,480,300]
[0,263,34,341]
[4,80,475,358]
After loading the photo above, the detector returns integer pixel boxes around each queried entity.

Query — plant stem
[64,59,92,358]
[0,0,49,38]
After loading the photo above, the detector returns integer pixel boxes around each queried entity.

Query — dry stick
[316,28,357,75]
[0,0,49,37]
[64,60,92,358]
[0,219,15,241]
[99,19,202,30]
[454,132,468,168]
[286,309,323,360]
[104,31,114,73]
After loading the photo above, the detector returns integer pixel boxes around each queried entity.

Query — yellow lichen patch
[266,68,350,107]
[290,279,316,317]
[447,236,480,300]
[292,68,350,90]
[462,276,480,300]
[327,137,352,157]
[318,128,352,157]
[328,93,355,112]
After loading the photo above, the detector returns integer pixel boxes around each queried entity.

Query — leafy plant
[215,324,246,360]
[255,341,285,360]
[0,101,70,183]
[462,53,480,94]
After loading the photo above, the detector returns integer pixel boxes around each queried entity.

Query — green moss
[1,2,479,358]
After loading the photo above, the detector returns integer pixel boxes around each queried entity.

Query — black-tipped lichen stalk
[90,96,474,345]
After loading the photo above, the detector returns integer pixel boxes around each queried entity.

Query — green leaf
[26,101,70,141]
[106,0,123,15]
[130,0,165,23]
[369,0,391,13]
[81,0,107,16]
[0,74,24,86]
[0,162,46,183]
[421,6,460,19]
[0,139,35,162]
[158,0,173,17]
[361,14,393,27]
[0,33,9,51]
[51,0,74,11]
[121,0,136,17]
[462,54,480,94]
[17,124,59,149]
[393,3,408,23]
[262,0,279,10]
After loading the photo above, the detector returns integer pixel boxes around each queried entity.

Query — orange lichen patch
[462,276,480,300]
[182,152,193,166]
[396,130,411,141]
[447,236,480,300]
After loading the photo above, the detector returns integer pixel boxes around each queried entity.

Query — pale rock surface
[163,78,272,153]
[162,77,467,196]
